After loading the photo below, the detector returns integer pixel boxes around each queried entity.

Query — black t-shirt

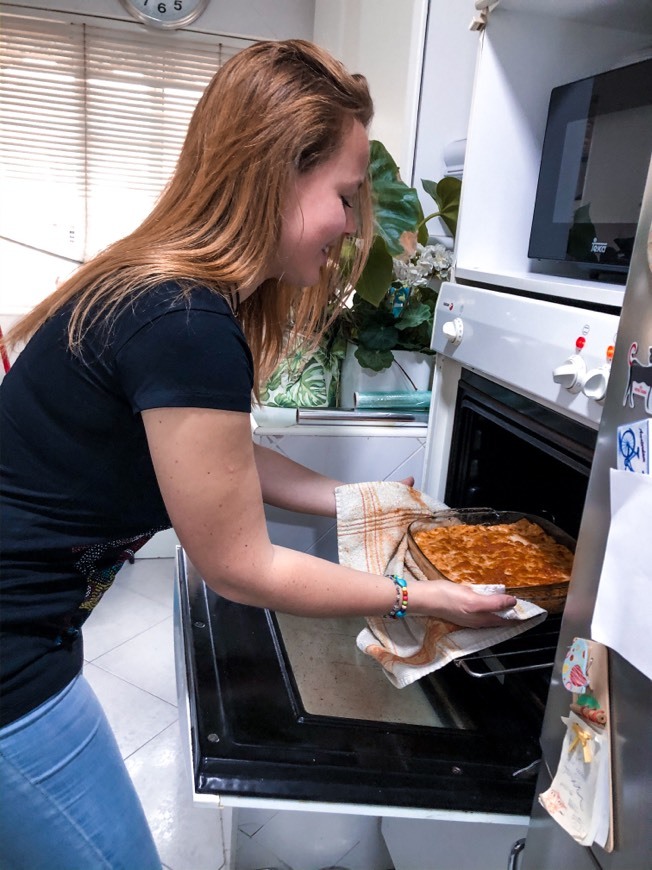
[0,283,253,725]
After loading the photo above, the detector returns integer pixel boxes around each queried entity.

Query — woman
[0,39,516,869]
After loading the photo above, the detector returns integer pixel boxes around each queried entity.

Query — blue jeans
[0,674,162,869]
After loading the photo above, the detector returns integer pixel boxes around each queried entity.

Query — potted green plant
[336,140,460,376]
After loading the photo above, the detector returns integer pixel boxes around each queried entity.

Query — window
[0,10,251,263]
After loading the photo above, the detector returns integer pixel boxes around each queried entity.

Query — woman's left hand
[397,476,414,488]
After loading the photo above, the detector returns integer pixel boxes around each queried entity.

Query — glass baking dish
[407,508,576,614]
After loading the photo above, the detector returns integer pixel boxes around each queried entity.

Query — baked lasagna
[412,517,574,587]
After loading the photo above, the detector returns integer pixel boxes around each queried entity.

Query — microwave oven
[528,57,652,278]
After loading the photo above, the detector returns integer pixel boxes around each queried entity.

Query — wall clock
[120,0,210,30]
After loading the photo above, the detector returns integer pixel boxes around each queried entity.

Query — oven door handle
[507,837,526,870]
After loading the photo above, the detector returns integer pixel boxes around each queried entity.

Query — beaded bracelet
[386,575,408,619]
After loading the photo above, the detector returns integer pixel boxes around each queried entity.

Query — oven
[175,283,620,825]
[420,277,619,729]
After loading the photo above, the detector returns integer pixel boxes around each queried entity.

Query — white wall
[0,0,489,556]
[313,0,429,184]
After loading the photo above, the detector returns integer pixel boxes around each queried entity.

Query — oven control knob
[442,317,463,345]
[583,365,610,402]
[552,354,586,393]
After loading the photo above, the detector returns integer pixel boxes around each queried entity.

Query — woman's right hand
[411,578,517,629]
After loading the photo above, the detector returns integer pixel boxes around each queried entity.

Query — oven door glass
[179,557,551,815]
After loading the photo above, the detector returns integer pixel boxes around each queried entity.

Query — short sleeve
[115,304,253,414]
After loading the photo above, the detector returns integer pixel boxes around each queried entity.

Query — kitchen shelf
[454,1,652,305]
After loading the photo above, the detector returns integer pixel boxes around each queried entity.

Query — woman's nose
[343,208,356,235]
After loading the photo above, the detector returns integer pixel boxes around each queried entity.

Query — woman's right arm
[142,405,516,625]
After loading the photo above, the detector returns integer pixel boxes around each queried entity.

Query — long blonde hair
[3,39,374,393]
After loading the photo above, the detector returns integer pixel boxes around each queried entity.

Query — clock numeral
[127,0,201,23]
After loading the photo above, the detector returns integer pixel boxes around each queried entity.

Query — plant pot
[338,342,435,409]
[259,341,342,409]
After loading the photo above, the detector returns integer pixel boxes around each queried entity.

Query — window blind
[0,11,250,261]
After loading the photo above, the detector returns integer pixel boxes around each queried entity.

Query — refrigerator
[520,161,652,869]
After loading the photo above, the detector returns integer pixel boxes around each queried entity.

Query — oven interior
[181,369,596,813]
[441,369,595,697]
[445,370,596,539]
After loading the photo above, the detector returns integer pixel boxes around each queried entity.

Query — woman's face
[270,119,370,288]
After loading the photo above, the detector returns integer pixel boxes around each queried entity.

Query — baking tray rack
[454,616,562,678]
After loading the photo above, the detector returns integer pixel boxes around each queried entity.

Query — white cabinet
[253,424,427,561]
[449,0,652,306]
[382,814,528,870]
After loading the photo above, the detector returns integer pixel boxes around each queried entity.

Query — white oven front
[422,282,621,503]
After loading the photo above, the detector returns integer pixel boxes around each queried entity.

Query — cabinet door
[382,815,528,870]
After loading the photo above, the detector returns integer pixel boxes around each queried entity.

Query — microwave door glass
[529,58,652,275]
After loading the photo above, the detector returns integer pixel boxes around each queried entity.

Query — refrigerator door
[521,160,652,869]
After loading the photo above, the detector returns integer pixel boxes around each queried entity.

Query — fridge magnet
[623,342,652,415]
[561,636,591,693]
[539,638,613,851]
[617,418,651,475]
[561,637,607,725]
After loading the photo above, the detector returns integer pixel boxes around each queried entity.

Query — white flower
[392,243,453,289]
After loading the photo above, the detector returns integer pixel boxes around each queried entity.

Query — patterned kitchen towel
[335,481,548,688]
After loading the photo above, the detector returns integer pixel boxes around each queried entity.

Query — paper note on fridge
[539,711,611,848]
[592,468,652,681]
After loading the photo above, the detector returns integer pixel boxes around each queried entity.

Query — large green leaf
[421,176,461,237]
[393,301,432,330]
[355,235,394,306]
[353,344,395,372]
[358,322,400,351]
[369,140,424,256]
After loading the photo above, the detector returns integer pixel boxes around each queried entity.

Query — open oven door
[174,544,555,819]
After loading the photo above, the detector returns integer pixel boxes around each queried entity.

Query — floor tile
[236,807,279,839]
[237,808,389,870]
[334,816,394,870]
[115,556,176,606]
[234,828,291,870]
[125,721,226,870]
[83,581,171,660]
[84,662,178,758]
[92,615,177,705]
